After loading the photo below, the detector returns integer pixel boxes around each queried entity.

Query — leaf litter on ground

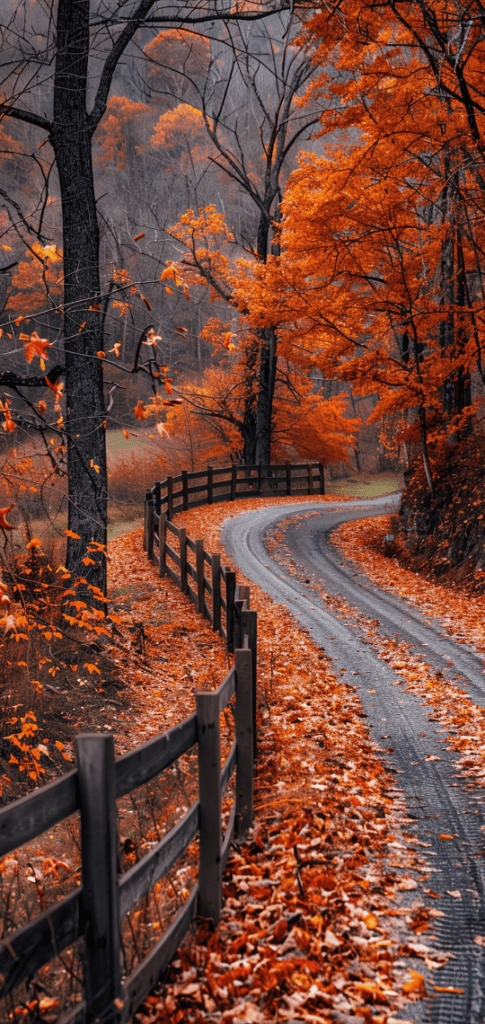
[2,496,456,1023]
[131,496,459,1024]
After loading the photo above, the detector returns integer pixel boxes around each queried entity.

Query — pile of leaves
[398,434,485,591]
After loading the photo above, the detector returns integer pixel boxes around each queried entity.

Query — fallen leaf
[433,986,465,994]
[402,970,426,997]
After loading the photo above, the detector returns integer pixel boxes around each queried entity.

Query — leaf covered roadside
[265,507,485,798]
[138,497,447,1024]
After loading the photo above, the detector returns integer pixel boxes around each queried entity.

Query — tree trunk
[51,0,107,596]
[255,327,277,464]
[420,406,434,497]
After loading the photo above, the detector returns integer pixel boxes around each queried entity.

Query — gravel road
[222,497,485,1024]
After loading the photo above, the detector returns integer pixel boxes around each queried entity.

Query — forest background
[0,0,485,736]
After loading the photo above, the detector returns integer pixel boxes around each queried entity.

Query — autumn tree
[146,14,326,462]
[244,0,485,491]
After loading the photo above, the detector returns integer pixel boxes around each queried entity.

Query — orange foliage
[97,96,151,169]
[241,0,485,477]
[144,29,210,97]
[6,244,63,314]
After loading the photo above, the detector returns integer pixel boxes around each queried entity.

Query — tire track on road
[222,498,485,1024]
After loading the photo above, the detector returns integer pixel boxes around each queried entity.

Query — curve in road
[222,496,485,1024]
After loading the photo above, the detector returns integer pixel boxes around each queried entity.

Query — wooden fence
[144,459,322,658]
[0,614,256,1024]
[146,459,325,523]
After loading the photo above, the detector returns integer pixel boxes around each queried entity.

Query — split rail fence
[1,459,324,1023]
[146,459,325,524]
[0,607,255,1024]
[143,459,324,654]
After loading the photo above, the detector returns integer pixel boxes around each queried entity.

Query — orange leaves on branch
[0,399,16,434]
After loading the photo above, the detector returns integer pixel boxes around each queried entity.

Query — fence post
[182,470,189,511]
[159,512,166,577]
[286,460,292,495]
[230,464,237,501]
[207,466,213,505]
[179,527,187,593]
[319,461,325,495]
[233,598,244,650]
[167,476,173,520]
[241,609,257,759]
[212,553,221,634]
[146,497,154,565]
[235,647,254,835]
[308,462,314,495]
[196,691,222,923]
[75,734,121,1024]
[195,540,205,615]
[225,569,236,652]
[153,480,161,515]
[143,490,151,552]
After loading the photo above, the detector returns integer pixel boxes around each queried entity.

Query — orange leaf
[364,913,379,930]
[84,663,101,675]
[24,332,51,364]
[134,400,149,420]
[64,530,81,539]
[433,986,465,994]
[140,294,152,310]
[402,971,426,997]
[160,266,175,281]
[0,505,14,531]
[134,233,145,241]
[122,428,129,439]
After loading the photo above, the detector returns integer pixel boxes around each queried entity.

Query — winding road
[222,496,485,1024]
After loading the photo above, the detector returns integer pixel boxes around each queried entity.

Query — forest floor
[3,488,479,1024]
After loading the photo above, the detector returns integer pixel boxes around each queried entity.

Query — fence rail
[0,625,255,1024]
[147,459,324,524]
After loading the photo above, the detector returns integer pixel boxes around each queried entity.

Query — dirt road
[222,497,485,1024]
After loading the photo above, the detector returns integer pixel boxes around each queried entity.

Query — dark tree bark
[50,0,108,593]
